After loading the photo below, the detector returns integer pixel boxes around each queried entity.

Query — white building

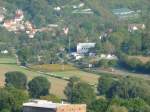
[23,100,86,112]
[128,24,146,32]
[100,54,118,60]
[54,7,61,11]
[70,52,84,60]
[1,50,8,54]
[77,43,96,54]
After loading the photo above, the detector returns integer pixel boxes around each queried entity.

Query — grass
[51,71,99,86]
[0,63,68,98]
[0,57,17,64]
[0,58,100,98]
[31,64,100,86]
[30,64,77,72]
[129,55,150,64]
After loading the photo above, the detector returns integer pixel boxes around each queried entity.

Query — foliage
[64,76,80,102]
[97,76,115,95]
[5,71,27,89]
[40,94,61,103]
[28,76,51,98]
[64,77,96,104]
[107,105,128,112]
[88,99,109,112]
[110,98,150,112]
[0,87,29,112]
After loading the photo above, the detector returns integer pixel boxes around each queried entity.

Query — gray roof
[23,100,68,109]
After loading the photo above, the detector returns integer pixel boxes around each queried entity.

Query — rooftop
[112,8,135,15]
[78,43,96,46]
[23,100,69,109]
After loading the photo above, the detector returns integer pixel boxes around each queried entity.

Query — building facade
[77,43,96,54]
[23,100,86,112]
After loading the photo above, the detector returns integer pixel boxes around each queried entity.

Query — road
[93,68,150,80]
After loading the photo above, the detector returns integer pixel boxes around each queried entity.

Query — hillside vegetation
[0,0,149,65]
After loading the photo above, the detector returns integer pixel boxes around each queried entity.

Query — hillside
[0,1,150,111]
[0,0,150,65]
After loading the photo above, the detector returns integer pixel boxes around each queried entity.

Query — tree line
[1,71,150,112]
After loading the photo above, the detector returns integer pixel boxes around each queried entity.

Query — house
[78,3,85,8]
[77,43,96,54]
[112,8,139,19]
[23,100,86,112]
[112,8,134,15]
[128,24,146,32]
[72,9,93,14]
[54,7,61,11]
[48,24,58,28]
[3,20,17,31]
[14,9,24,22]
[70,52,84,60]
[100,54,118,60]
[99,28,113,40]
[1,50,8,54]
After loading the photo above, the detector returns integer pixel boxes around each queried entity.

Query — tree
[107,76,150,102]
[107,105,128,112]
[65,77,96,104]
[28,76,50,98]
[98,59,109,68]
[64,77,80,103]
[144,61,150,73]
[125,58,143,71]
[88,99,109,112]
[73,82,96,104]
[97,76,115,95]
[0,89,13,112]
[17,47,32,66]
[110,98,150,112]
[6,87,29,112]
[40,94,61,103]
[5,71,27,89]
[0,87,29,112]
[107,78,135,98]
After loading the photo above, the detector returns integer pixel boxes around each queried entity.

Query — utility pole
[69,36,71,53]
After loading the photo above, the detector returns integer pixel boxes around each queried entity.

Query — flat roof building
[23,100,86,112]
[77,43,96,54]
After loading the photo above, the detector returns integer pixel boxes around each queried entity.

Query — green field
[31,64,99,86]
[0,58,99,98]
[0,57,17,64]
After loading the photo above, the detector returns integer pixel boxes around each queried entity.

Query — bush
[40,94,61,103]
[5,71,27,89]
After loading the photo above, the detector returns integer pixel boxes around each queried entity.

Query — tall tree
[0,87,29,112]
[5,71,27,89]
[28,76,50,98]
[97,76,115,95]
[64,77,96,104]
[64,77,80,103]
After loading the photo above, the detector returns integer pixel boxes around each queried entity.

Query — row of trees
[64,75,150,112]
[118,53,150,74]
[0,71,60,112]
[5,71,51,98]
[1,71,150,112]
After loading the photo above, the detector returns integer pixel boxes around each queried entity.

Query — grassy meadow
[0,57,99,98]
